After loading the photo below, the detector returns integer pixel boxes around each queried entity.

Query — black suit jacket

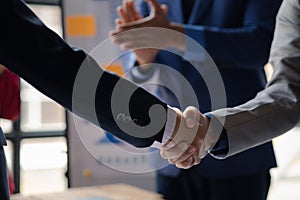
[0,0,167,147]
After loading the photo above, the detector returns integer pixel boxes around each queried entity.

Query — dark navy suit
[0,1,171,199]
[132,0,282,199]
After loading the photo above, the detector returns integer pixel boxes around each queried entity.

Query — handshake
[158,106,221,169]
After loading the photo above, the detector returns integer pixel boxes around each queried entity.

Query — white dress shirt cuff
[151,106,177,148]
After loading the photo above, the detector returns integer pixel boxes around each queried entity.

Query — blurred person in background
[111,0,282,199]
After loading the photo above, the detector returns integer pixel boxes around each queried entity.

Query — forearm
[210,84,300,157]
[210,0,300,157]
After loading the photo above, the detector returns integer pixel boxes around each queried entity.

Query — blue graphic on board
[97,132,123,144]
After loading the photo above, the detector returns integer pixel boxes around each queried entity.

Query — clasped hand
[110,0,185,66]
[160,106,211,169]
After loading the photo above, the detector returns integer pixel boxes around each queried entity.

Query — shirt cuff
[151,106,177,148]
[130,65,157,83]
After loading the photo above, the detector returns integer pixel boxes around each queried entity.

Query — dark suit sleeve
[0,0,167,147]
[184,0,283,69]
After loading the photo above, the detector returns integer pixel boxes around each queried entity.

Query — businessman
[0,0,188,148]
[111,0,281,199]
[162,0,300,170]
[0,0,199,199]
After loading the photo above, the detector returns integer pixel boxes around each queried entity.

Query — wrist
[158,108,182,149]
[135,49,159,67]
[136,63,154,74]
[136,56,156,67]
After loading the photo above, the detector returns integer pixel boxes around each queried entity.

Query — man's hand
[110,0,185,67]
[160,106,210,169]
[111,0,171,33]
[111,0,167,67]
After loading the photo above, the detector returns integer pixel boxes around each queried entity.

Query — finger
[115,18,123,25]
[175,156,194,169]
[160,4,168,15]
[169,107,198,145]
[168,145,196,164]
[110,34,131,45]
[120,42,144,51]
[116,5,122,18]
[126,0,142,21]
[109,30,118,37]
[129,0,143,20]
[125,0,135,21]
[193,155,201,166]
[160,142,189,159]
[145,0,161,14]
[192,150,201,165]
[145,0,161,10]
[183,106,201,128]
[114,19,124,32]
[122,0,127,12]
[161,139,176,150]
[118,6,130,23]
[109,29,128,38]
[120,43,132,51]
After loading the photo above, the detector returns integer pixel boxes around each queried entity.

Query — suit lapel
[188,0,213,24]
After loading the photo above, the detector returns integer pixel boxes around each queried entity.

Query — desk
[11,184,164,200]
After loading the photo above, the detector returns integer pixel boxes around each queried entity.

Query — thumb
[160,4,168,14]
[146,0,161,11]
[183,106,201,128]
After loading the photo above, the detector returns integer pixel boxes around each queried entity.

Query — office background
[1,0,299,199]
